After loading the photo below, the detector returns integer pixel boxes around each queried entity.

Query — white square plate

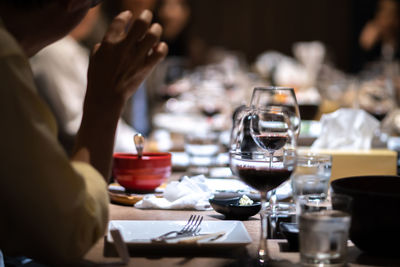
[107,220,252,248]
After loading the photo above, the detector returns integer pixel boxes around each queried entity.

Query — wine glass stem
[268,152,278,214]
[259,191,269,264]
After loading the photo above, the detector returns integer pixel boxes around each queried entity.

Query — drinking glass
[291,153,332,203]
[229,106,296,264]
[298,194,352,266]
[250,87,301,215]
[250,86,301,136]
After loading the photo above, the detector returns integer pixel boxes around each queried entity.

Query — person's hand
[86,10,168,111]
[359,21,382,51]
[74,10,167,179]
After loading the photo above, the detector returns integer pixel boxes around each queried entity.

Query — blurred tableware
[107,220,252,248]
[134,133,145,158]
[209,196,261,220]
[331,175,400,255]
[184,131,220,176]
[356,78,396,121]
[298,194,352,266]
[113,152,172,192]
[291,153,332,203]
[298,103,320,120]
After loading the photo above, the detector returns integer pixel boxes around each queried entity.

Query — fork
[151,215,203,242]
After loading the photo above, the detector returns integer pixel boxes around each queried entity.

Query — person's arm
[73,10,167,179]
[0,43,108,264]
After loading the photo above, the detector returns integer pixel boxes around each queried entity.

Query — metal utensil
[151,215,203,242]
[177,231,226,244]
[134,133,145,158]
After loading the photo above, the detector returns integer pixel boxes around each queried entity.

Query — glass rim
[229,149,297,155]
[253,86,295,91]
[297,152,332,161]
[250,105,295,113]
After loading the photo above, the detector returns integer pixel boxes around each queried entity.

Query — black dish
[331,176,400,256]
[209,197,261,220]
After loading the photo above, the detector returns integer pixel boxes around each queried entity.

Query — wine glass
[250,86,301,136]
[250,86,300,216]
[229,107,296,264]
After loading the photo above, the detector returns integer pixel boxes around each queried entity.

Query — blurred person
[0,1,167,266]
[147,0,200,101]
[31,6,137,155]
[359,0,400,65]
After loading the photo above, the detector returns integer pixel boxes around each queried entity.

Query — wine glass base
[265,203,296,239]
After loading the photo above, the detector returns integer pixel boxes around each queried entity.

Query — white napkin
[311,108,380,150]
[135,175,213,210]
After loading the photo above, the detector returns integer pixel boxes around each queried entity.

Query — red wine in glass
[254,134,288,152]
[237,166,293,192]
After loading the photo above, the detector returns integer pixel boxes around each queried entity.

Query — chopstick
[177,231,226,244]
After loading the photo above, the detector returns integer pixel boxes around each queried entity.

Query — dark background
[189,0,379,73]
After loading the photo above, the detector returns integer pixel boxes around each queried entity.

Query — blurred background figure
[359,0,400,65]
[30,6,137,155]
[147,0,196,102]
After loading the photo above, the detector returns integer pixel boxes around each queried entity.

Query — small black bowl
[331,175,400,256]
[209,197,261,220]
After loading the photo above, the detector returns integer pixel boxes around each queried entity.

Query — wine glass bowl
[230,150,296,192]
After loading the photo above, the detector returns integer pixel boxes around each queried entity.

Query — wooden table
[82,202,400,267]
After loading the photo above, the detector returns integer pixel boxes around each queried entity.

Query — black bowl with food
[331,176,400,256]
[209,196,261,220]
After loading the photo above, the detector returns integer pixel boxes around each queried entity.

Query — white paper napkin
[135,176,214,210]
[311,108,379,150]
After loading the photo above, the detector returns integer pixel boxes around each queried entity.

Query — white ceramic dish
[107,220,252,248]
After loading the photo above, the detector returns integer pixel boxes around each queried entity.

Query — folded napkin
[135,175,213,210]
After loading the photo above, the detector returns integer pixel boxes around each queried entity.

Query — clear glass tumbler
[291,153,332,203]
[298,194,352,266]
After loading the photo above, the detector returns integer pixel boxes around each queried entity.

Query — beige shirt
[0,19,109,264]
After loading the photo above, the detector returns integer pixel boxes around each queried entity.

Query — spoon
[134,133,145,158]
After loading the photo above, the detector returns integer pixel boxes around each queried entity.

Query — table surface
[82,176,400,267]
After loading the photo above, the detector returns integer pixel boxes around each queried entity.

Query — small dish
[209,197,261,220]
[279,222,299,250]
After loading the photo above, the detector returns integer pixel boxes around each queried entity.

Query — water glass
[184,131,220,175]
[299,194,352,266]
[291,153,332,202]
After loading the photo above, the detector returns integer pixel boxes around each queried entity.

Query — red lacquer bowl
[113,152,172,191]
